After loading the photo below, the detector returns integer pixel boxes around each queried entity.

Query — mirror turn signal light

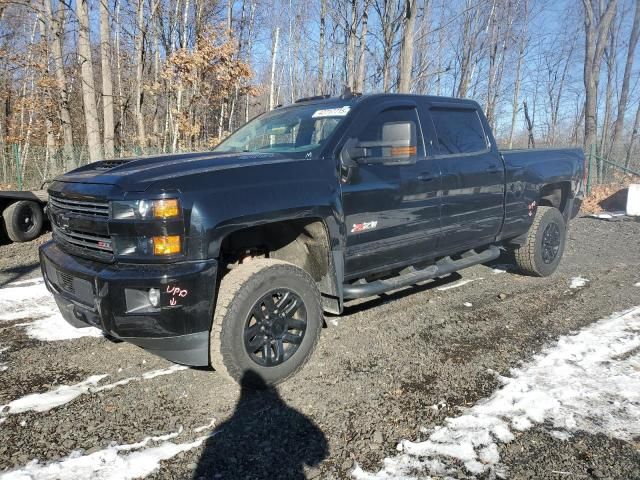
[152,235,181,255]
[153,199,180,218]
[390,145,417,157]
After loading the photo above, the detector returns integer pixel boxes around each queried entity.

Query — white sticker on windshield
[312,106,351,118]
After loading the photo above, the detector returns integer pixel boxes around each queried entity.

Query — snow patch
[463,302,473,308]
[569,276,589,289]
[634,282,640,287]
[1,366,189,416]
[0,428,209,480]
[490,264,514,274]
[436,278,483,291]
[353,306,640,478]
[0,375,108,415]
[0,278,102,341]
[141,365,188,380]
[0,345,8,372]
[193,419,217,433]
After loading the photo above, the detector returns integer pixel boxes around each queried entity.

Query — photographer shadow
[192,370,328,480]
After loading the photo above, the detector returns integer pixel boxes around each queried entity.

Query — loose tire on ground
[210,259,323,387]
[2,200,44,243]
[513,206,566,277]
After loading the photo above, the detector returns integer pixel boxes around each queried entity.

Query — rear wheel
[513,206,566,277]
[210,259,323,387]
[2,200,44,243]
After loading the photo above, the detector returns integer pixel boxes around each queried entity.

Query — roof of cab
[289,92,480,109]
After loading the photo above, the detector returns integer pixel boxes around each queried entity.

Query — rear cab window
[429,107,489,156]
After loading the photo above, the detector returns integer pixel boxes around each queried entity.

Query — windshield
[214,103,352,158]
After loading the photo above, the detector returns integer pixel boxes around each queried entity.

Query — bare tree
[374,0,402,91]
[508,0,528,149]
[581,0,618,153]
[76,0,103,161]
[134,0,146,151]
[43,0,75,169]
[100,0,115,158]
[346,0,358,89]
[269,26,280,110]
[356,0,370,92]
[609,0,640,159]
[318,0,327,93]
[398,0,419,93]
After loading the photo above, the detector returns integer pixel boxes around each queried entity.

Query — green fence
[586,145,640,195]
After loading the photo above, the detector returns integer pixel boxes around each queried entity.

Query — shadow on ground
[193,370,328,480]
[0,262,41,287]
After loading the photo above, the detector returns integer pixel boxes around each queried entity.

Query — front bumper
[39,241,217,366]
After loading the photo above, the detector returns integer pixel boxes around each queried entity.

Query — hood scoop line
[93,159,134,170]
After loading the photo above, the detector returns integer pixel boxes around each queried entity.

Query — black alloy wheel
[244,289,307,367]
[541,221,561,264]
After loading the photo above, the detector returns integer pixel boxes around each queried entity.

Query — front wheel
[210,259,323,387]
[513,206,566,277]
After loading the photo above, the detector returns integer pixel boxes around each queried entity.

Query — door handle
[417,172,435,182]
[485,166,501,174]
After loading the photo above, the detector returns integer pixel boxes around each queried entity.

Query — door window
[430,108,488,155]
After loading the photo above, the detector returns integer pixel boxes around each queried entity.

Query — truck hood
[55,151,296,192]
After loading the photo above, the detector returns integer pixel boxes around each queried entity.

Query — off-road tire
[2,200,44,243]
[513,206,566,277]
[210,259,323,387]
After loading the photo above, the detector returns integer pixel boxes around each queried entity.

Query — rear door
[340,101,442,279]
[426,103,505,252]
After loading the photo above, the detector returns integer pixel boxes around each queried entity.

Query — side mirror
[341,121,418,166]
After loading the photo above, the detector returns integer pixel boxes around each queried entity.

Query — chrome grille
[48,195,109,217]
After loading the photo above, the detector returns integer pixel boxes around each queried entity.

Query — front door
[340,103,442,279]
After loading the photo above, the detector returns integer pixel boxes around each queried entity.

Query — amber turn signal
[153,199,180,218]
[153,235,181,255]
[390,146,417,157]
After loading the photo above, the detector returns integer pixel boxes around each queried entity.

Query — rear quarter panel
[499,148,584,240]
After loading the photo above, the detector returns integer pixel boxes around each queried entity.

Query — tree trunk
[346,0,358,90]
[269,26,280,110]
[99,0,115,158]
[508,42,524,149]
[625,100,640,169]
[76,0,102,162]
[317,0,327,94]
[581,0,618,153]
[115,0,124,150]
[398,0,418,93]
[356,0,370,92]
[171,0,189,152]
[523,100,535,148]
[45,0,75,169]
[134,0,146,152]
[610,0,639,159]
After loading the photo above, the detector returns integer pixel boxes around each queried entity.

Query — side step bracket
[342,245,501,299]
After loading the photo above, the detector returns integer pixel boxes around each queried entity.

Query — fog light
[148,288,160,307]
[152,235,181,255]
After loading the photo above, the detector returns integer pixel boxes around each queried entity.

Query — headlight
[113,235,182,257]
[111,199,180,220]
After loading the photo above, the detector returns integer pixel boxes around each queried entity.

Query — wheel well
[219,218,337,299]
[539,182,570,215]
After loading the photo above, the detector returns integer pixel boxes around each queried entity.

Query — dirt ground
[1,216,639,479]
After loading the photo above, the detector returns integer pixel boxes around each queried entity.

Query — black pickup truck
[40,93,584,386]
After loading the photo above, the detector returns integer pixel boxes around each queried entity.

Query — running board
[342,245,501,299]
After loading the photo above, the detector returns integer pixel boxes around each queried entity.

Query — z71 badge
[351,221,378,233]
